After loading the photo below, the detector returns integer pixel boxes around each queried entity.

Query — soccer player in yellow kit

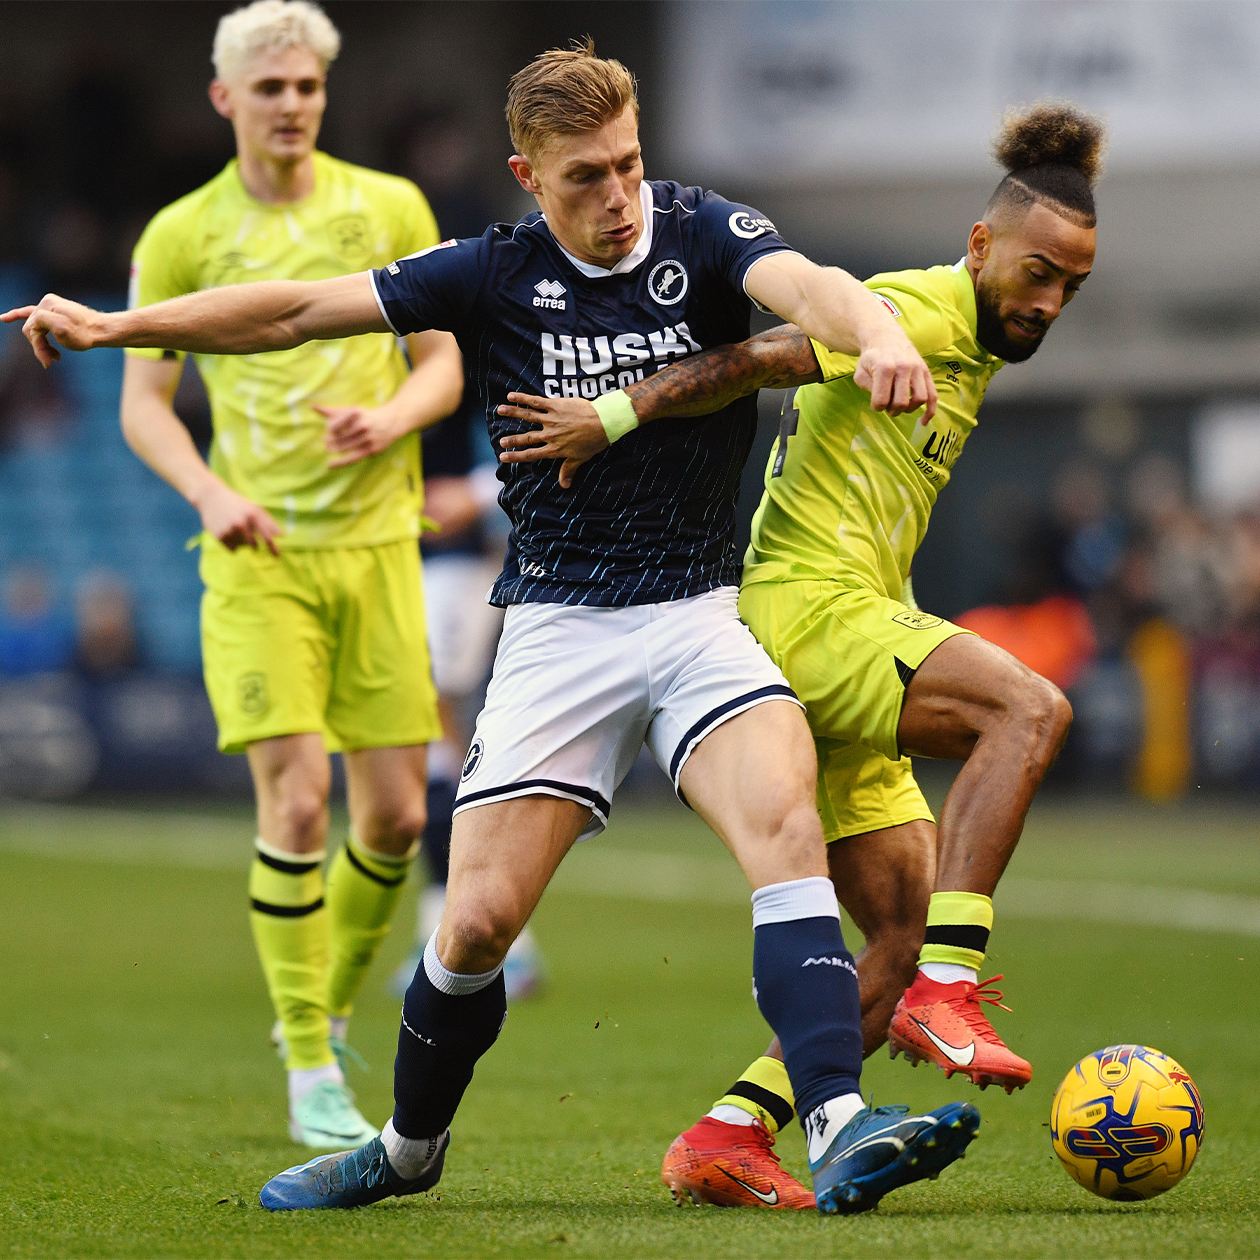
[118,1,461,1148]
[495,104,1101,1207]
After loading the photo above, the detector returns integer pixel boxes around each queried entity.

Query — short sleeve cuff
[809,337,858,383]
[124,346,185,362]
[740,249,801,313]
[368,269,402,336]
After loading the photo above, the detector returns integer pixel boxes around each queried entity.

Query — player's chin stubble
[974,280,1046,363]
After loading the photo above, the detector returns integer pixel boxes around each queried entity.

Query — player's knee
[359,800,428,852]
[1019,676,1073,761]
[766,794,826,870]
[441,900,517,972]
[274,787,328,848]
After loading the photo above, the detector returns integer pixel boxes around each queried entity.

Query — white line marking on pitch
[3,806,1260,938]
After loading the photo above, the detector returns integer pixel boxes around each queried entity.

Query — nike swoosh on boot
[911,1017,976,1066]
[717,1167,779,1205]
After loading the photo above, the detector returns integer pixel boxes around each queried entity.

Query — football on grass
[1050,1044,1204,1200]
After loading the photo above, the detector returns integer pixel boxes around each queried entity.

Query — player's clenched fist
[855,331,938,422]
[496,393,608,489]
[0,294,108,368]
[194,480,283,556]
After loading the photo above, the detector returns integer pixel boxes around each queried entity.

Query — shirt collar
[551,181,655,279]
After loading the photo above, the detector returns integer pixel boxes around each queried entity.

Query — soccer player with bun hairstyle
[495,102,1102,1208]
[16,0,465,1151]
[7,41,984,1216]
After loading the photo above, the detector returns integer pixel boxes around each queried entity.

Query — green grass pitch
[1,792,1258,1258]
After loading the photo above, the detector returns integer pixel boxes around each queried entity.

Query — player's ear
[967,221,992,269]
[209,79,234,120]
[508,154,542,196]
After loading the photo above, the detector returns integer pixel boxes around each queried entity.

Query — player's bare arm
[743,251,937,421]
[121,356,283,554]
[496,325,821,487]
[1,270,387,367]
[322,330,464,468]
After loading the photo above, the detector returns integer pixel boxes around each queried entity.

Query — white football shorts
[452,586,802,839]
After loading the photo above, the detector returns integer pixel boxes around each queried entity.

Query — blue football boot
[260,1131,449,1211]
[810,1101,980,1214]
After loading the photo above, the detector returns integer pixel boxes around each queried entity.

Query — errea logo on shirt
[533,279,567,310]
[728,211,776,239]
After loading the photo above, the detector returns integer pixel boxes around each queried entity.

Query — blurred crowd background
[1,0,1258,802]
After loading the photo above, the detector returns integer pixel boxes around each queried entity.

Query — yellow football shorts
[200,536,442,754]
[739,579,972,842]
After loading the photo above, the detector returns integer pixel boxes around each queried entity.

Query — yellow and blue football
[1050,1045,1204,1200]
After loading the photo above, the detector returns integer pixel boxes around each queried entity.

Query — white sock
[381,1117,446,1179]
[328,1016,348,1042]
[288,1062,344,1109]
[803,1093,867,1163]
[920,962,978,986]
[707,1104,758,1126]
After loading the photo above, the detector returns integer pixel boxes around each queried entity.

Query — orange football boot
[889,972,1032,1093]
[661,1116,816,1209]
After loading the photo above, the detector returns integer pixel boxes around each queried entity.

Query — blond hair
[505,38,638,161]
[212,0,341,82]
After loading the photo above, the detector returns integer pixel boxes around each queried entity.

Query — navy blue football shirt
[371,179,791,607]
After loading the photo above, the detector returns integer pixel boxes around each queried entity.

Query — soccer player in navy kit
[8,44,979,1215]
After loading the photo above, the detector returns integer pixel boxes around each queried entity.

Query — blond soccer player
[118,1,461,1147]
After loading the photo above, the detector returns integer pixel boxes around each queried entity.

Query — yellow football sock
[325,833,415,1020]
[248,838,334,1071]
[712,1055,796,1134]
[919,890,994,972]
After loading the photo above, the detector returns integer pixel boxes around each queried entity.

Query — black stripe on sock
[724,1080,796,1132]
[923,923,990,953]
[345,844,408,888]
[250,897,325,918]
[254,850,322,876]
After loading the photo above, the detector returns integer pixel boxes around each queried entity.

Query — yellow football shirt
[127,151,440,549]
[743,261,1004,600]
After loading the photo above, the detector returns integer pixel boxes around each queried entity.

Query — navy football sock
[392,933,506,1139]
[421,778,456,885]
[751,877,863,1123]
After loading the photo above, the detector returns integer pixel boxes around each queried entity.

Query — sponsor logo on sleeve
[728,211,777,240]
[892,610,944,630]
[648,260,689,306]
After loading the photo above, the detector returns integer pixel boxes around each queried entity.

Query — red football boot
[661,1116,816,1209]
[889,972,1033,1093]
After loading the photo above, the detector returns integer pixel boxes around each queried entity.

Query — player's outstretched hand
[496,393,608,489]
[855,332,938,423]
[1,294,106,368]
[196,481,282,556]
[320,404,408,468]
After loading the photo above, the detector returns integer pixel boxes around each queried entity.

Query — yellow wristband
[592,389,639,444]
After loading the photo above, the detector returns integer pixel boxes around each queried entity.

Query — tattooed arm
[496,325,822,487]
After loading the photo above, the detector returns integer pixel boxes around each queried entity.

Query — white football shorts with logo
[453,586,802,839]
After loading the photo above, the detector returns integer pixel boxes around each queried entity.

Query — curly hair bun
[994,103,1106,185]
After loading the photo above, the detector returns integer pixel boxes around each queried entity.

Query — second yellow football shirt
[127,150,441,549]
[743,261,1004,600]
